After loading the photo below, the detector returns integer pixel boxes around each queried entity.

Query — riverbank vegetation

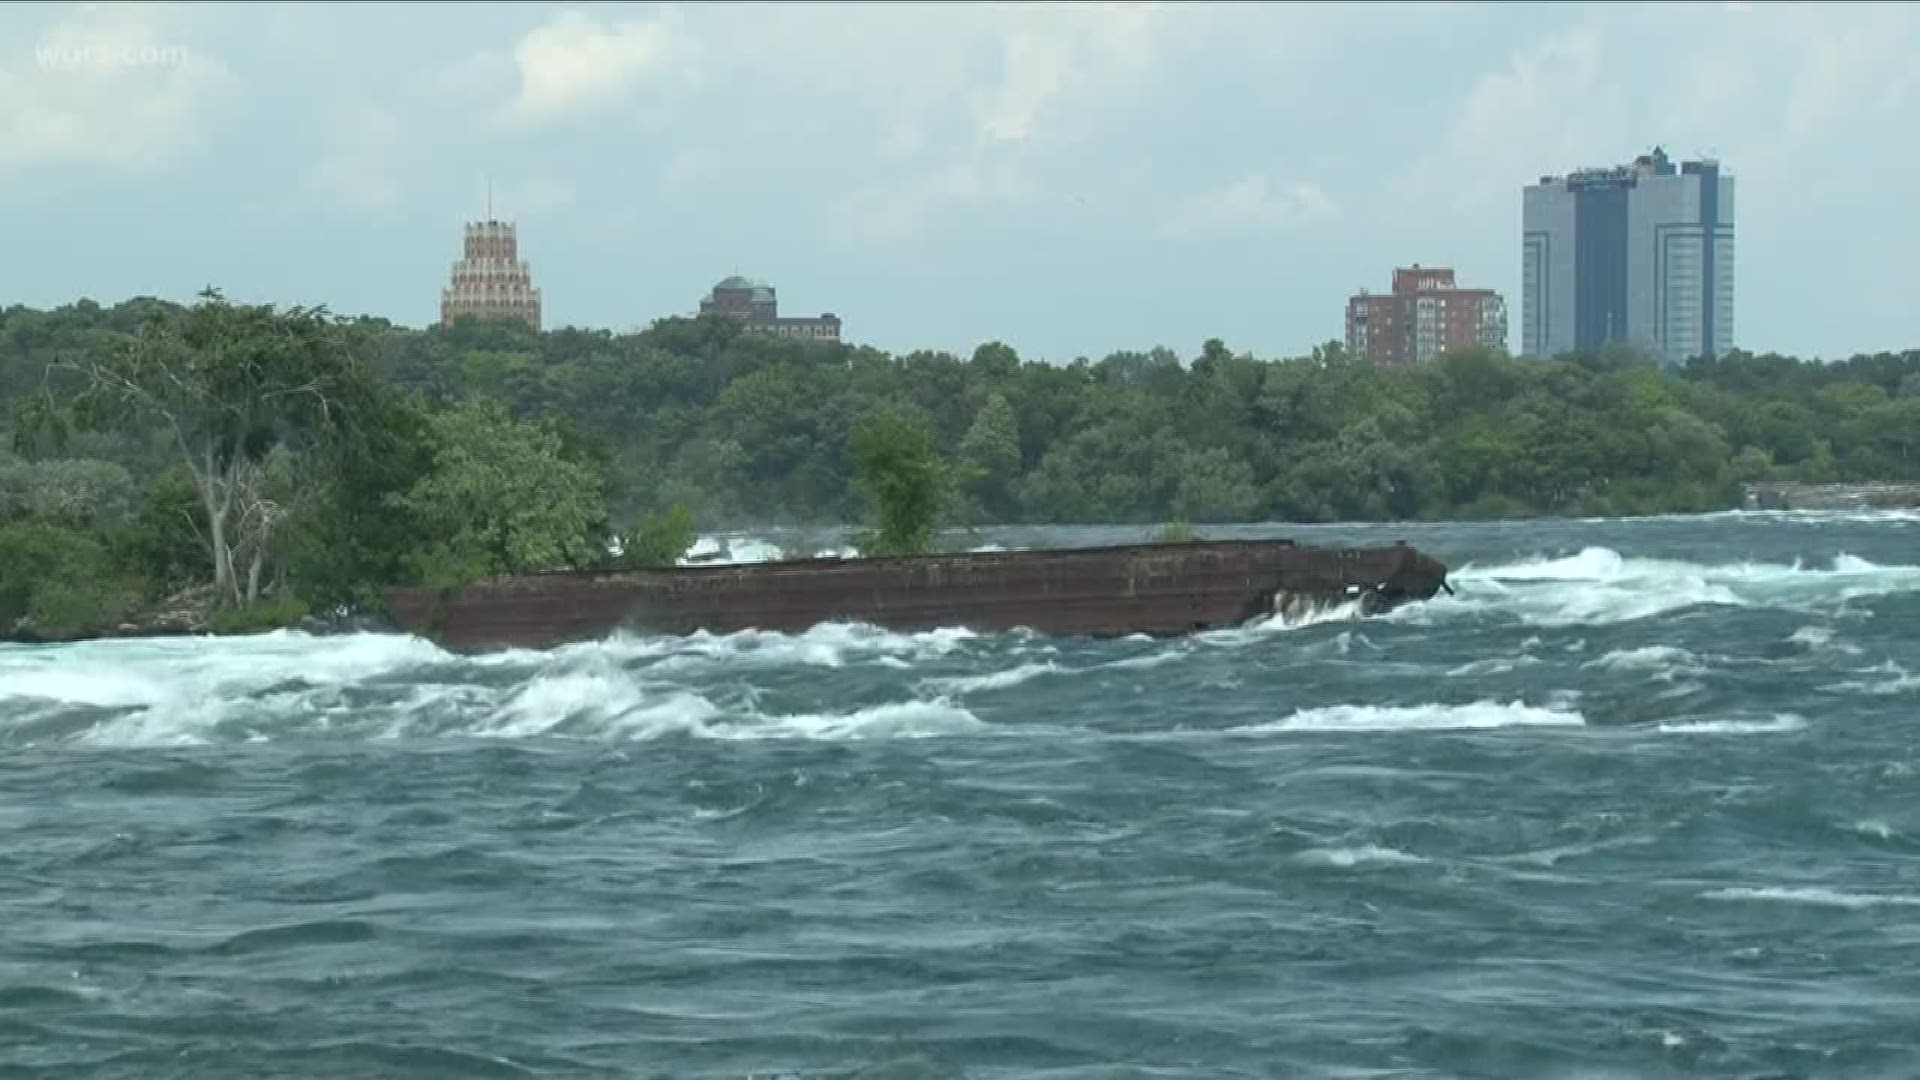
[4,293,1919,636]
[0,294,694,639]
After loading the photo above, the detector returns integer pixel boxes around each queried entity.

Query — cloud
[972,30,1076,144]
[1164,174,1337,236]
[1379,22,1616,227]
[1455,26,1608,174]
[0,3,230,172]
[306,105,404,215]
[1775,5,1918,145]
[504,8,695,125]
[834,158,1033,244]
[968,1,1174,145]
[804,1,1201,244]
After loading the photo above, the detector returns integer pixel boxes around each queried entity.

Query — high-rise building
[1521,146,1733,365]
[440,219,542,331]
[1346,265,1508,365]
[699,276,841,341]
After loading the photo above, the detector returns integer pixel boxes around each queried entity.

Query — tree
[969,341,1021,381]
[0,521,142,638]
[31,289,377,609]
[849,407,947,556]
[394,398,607,586]
[954,392,1022,521]
[281,387,438,610]
[1168,446,1261,521]
[0,456,136,526]
[11,294,1920,553]
[610,504,698,569]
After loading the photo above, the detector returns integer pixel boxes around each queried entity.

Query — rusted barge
[384,539,1448,653]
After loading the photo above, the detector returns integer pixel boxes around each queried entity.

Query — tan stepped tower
[440,218,541,331]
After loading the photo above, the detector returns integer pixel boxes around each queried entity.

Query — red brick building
[1345,265,1506,365]
[700,276,840,342]
[440,219,542,331]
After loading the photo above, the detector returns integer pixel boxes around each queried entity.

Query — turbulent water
[5,513,1920,1079]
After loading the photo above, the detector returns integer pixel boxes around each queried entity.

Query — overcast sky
[3,1,1915,362]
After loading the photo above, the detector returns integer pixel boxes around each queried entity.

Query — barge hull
[385,539,1448,653]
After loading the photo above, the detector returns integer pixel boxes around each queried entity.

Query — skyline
[2,1,1917,362]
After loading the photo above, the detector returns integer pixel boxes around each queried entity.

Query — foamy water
[6,515,1920,1076]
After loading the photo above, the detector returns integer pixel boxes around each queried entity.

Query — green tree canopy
[849,407,948,556]
[24,289,383,608]
[395,398,608,587]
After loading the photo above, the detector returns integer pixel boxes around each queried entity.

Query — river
[4,513,1919,1078]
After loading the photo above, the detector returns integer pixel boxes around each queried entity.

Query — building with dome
[440,219,541,331]
[699,276,841,342]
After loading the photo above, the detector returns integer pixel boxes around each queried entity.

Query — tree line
[3,292,1919,636]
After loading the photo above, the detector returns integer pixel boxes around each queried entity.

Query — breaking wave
[4,534,1917,749]
[1297,844,1427,868]
[1825,663,1920,697]
[920,661,1067,695]
[1703,886,1920,910]
[1587,645,1697,671]
[0,626,1001,748]
[1394,547,1920,627]
[677,533,1021,567]
[1231,700,1585,734]
[1655,714,1808,735]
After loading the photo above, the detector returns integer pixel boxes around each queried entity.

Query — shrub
[0,521,144,637]
[613,504,697,569]
[849,409,947,556]
[1151,519,1196,543]
[207,594,311,635]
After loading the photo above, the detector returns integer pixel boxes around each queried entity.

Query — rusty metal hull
[384,539,1449,654]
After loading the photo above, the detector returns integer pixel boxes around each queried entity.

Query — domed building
[699,275,840,342]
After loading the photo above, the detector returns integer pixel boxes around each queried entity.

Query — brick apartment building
[1345,265,1507,365]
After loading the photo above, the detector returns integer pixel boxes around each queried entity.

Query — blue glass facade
[1688,161,1721,363]
[1571,179,1632,349]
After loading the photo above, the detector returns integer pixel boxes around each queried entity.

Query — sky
[2,0,1916,363]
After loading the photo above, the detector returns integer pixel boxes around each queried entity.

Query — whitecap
[1655,714,1807,735]
[7,631,451,747]
[626,622,982,673]
[1297,844,1426,867]
[1213,599,1367,641]
[1445,657,1536,677]
[1391,547,1920,629]
[1232,699,1585,734]
[921,661,1066,695]
[1585,645,1703,674]
[1105,649,1187,671]
[707,699,986,741]
[1704,886,1920,909]
[1825,663,1920,696]
[482,667,650,738]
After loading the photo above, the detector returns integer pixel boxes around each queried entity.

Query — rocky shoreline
[2,587,394,647]
[1742,481,1920,511]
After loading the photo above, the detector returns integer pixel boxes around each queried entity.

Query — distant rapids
[4,513,1920,1077]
